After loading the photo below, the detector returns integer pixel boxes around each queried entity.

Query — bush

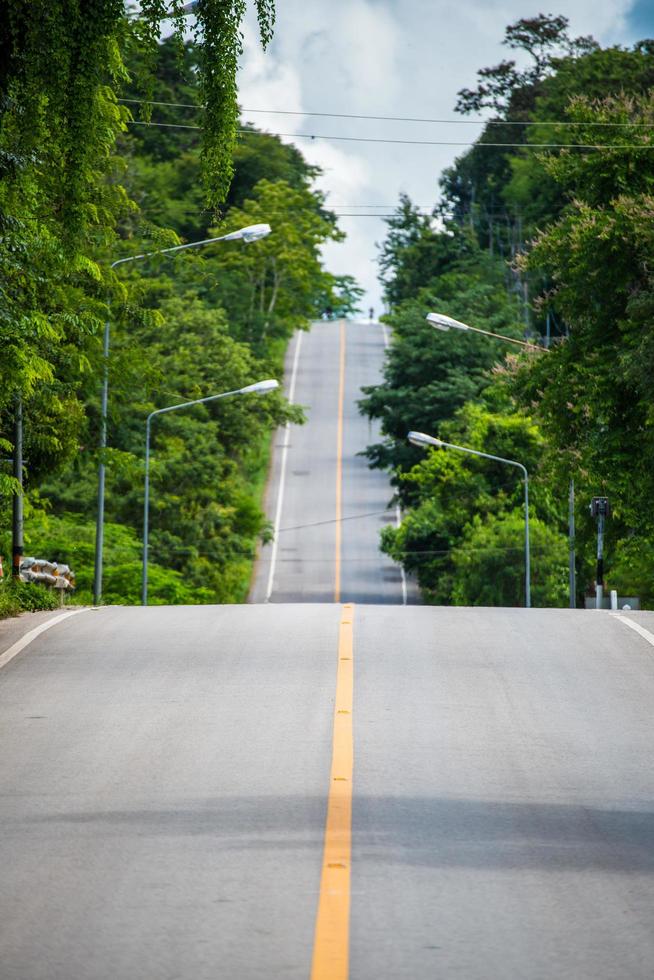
[451,511,569,608]
[0,579,60,618]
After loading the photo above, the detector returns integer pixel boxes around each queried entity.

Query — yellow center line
[334,319,346,603]
[311,604,355,980]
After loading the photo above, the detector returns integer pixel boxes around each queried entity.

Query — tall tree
[0,1,279,482]
[512,92,654,555]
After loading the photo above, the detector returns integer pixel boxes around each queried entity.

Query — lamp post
[408,430,531,608]
[12,396,23,577]
[426,309,578,607]
[426,311,550,353]
[93,223,271,606]
[142,379,279,606]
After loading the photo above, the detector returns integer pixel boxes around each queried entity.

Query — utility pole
[568,479,576,608]
[590,496,609,609]
[12,395,24,577]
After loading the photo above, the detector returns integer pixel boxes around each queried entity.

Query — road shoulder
[0,607,86,669]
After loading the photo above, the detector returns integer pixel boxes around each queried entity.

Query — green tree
[450,512,568,607]
[365,22,654,607]
[455,14,597,116]
[379,399,566,606]
[121,38,326,242]
[204,179,343,349]
[0,1,279,547]
[510,92,654,599]
[2,13,361,608]
[37,292,301,604]
[361,240,525,487]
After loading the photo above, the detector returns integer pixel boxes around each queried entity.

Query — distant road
[2,605,654,979]
[250,318,416,604]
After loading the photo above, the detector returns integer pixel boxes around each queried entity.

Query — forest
[3,6,654,612]
[363,15,654,607]
[0,2,354,611]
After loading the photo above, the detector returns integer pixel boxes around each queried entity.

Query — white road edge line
[381,322,407,606]
[0,607,89,672]
[265,329,304,602]
[611,614,654,649]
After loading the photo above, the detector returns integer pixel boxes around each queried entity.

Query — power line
[118,99,654,128]
[135,203,530,214]
[127,120,654,150]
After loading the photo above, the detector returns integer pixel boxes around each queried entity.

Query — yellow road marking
[334,320,346,603]
[311,604,354,980]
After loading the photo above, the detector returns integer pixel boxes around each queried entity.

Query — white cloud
[237,0,642,310]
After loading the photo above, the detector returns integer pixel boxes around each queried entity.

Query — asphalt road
[250,319,414,604]
[2,604,654,979]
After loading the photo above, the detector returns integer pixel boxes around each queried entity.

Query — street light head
[239,379,279,395]
[221,223,272,243]
[426,312,470,332]
[242,223,272,243]
[408,431,443,449]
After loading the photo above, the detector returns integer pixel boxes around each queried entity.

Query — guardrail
[19,558,76,602]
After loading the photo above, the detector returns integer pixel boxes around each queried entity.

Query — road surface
[2,603,654,979]
[250,319,414,604]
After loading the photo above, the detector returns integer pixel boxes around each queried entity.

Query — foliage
[442,28,654,273]
[378,399,566,606]
[366,19,654,607]
[509,92,654,602]
[314,275,365,319]
[1,21,350,606]
[121,39,324,240]
[202,178,343,349]
[190,1,275,205]
[361,236,526,490]
[126,0,276,205]
[0,579,60,618]
[35,288,303,604]
[0,2,279,480]
[1,509,212,607]
[450,512,568,608]
[455,14,597,116]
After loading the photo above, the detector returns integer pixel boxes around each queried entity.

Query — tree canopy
[365,16,654,608]
[1,13,354,607]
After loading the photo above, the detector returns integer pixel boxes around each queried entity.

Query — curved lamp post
[426,309,579,608]
[426,311,549,352]
[408,430,531,609]
[93,223,272,606]
[142,378,279,606]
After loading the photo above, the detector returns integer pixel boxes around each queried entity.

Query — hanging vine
[0,0,276,474]
[1,0,276,228]
[193,0,276,206]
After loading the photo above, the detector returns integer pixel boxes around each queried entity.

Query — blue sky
[626,0,654,37]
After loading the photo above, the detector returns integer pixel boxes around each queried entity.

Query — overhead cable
[118,99,654,128]
[127,120,654,150]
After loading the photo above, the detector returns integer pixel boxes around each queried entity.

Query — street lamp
[93,223,272,605]
[142,379,279,606]
[426,309,578,608]
[426,311,549,353]
[408,430,531,609]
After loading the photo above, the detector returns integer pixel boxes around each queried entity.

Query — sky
[232,0,654,314]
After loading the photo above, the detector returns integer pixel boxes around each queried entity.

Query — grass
[0,579,60,619]
[233,427,276,603]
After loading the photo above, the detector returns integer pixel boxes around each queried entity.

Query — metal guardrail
[18,558,76,592]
